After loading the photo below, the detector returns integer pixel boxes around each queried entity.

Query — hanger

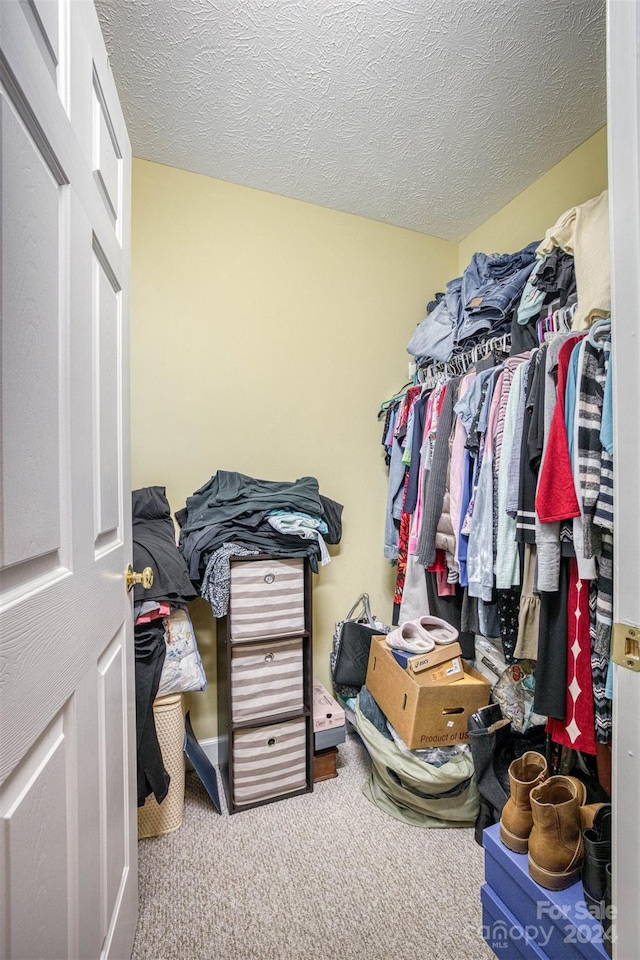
[588,316,612,348]
[379,381,413,415]
[416,329,513,387]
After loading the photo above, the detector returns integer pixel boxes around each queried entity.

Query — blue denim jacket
[458,241,539,341]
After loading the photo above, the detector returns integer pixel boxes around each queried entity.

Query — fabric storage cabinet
[218,554,314,813]
[232,717,308,805]
[231,637,304,722]
[229,557,305,640]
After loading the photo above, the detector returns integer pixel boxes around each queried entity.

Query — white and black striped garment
[577,339,608,559]
[578,331,613,744]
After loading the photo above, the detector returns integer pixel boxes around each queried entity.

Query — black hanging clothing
[534,557,570,720]
[496,588,521,664]
[461,588,480,637]
[132,486,197,604]
[532,249,577,307]
[528,344,547,473]
[515,356,541,543]
[319,495,345,546]
[135,621,171,807]
[132,486,196,806]
[510,311,539,356]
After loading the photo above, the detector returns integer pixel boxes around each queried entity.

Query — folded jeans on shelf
[457,241,539,340]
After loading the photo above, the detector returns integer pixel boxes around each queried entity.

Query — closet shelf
[229,630,311,645]
[231,706,311,732]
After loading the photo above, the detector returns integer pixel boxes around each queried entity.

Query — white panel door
[0,2,135,958]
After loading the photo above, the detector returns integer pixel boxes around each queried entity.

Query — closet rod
[417,331,511,386]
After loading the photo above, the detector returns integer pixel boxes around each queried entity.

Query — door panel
[98,631,127,937]
[19,0,61,85]
[0,709,70,960]
[0,2,135,957]
[93,246,122,552]
[92,74,121,227]
[0,95,66,577]
[75,669,102,960]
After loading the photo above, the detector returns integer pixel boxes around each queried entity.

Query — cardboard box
[417,656,464,686]
[391,641,463,676]
[312,680,345,732]
[365,636,491,748]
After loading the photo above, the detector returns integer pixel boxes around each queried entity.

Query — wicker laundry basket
[138,693,186,839]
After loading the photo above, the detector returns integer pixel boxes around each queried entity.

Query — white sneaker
[386,621,435,654]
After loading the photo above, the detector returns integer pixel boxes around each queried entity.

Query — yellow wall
[131,158,457,738]
[132,127,609,740]
[458,126,608,271]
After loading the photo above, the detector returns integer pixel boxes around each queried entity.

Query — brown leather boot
[500,751,548,853]
[528,776,585,890]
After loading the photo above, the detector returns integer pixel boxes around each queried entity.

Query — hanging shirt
[404,394,428,513]
[578,337,609,560]
[535,332,584,592]
[506,359,531,519]
[466,371,505,601]
[408,390,435,557]
[564,339,583,467]
[536,337,586,523]
[450,371,477,567]
[516,352,543,543]
[402,402,416,467]
[415,381,458,569]
[496,358,529,589]
[600,350,613,457]
[570,340,597,581]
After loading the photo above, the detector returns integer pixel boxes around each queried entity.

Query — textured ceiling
[96,0,606,241]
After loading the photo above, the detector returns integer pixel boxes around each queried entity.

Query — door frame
[607,1,640,958]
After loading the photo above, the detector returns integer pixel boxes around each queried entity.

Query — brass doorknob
[126,564,154,592]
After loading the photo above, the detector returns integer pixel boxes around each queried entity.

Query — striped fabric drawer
[231,637,304,723]
[229,558,305,641]
[232,718,307,806]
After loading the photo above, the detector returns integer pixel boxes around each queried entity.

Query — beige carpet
[133,731,494,960]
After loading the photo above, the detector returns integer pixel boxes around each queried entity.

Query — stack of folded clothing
[176,470,343,617]
[407,192,610,368]
[407,241,540,364]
